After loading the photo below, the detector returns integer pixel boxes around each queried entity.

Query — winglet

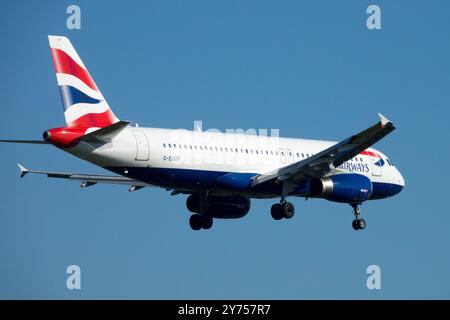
[17,163,28,178]
[378,113,391,127]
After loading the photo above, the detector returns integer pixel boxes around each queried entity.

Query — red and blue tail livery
[48,35,119,128]
[0,35,405,232]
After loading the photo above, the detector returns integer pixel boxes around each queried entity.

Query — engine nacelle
[186,194,250,219]
[310,174,372,203]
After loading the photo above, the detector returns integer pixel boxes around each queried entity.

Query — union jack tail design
[48,35,119,128]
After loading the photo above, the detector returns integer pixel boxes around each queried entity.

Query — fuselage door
[132,130,149,161]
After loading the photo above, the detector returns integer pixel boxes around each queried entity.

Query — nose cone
[370,166,405,200]
[397,168,405,188]
[389,168,405,197]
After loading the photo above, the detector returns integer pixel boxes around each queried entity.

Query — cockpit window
[386,158,393,166]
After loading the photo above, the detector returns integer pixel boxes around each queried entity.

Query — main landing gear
[189,214,213,231]
[351,203,366,231]
[271,201,295,220]
[188,191,214,231]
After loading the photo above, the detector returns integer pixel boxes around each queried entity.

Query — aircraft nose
[397,168,405,188]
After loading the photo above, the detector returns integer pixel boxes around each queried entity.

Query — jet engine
[186,194,251,219]
[310,174,372,203]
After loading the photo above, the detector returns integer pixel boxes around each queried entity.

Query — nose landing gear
[351,203,366,231]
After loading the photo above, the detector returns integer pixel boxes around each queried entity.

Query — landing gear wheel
[201,215,213,230]
[351,204,367,231]
[282,202,295,219]
[352,219,360,230]
[358,218,366,230]
[271,203,283,220]
[189,214,202,231]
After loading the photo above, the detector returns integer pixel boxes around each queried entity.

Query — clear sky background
[0,0,449,299]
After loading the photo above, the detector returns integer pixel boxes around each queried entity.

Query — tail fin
[48,35,119,128]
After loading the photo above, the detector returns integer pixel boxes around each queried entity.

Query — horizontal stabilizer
[18,163,28,178]
[16,163,154,187]
[0,140,48,144]
[78,120,131,143]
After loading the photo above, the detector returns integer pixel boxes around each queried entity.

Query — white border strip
[64,100,111,123]
[56,73,104,101]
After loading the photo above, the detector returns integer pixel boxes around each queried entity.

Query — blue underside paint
[215,172,256,189]
[371,181,403,199]
[105,166,403,200]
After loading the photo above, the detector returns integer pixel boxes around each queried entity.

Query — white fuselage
[65,126,404,199]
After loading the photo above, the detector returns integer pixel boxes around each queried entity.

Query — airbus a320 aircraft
[0,36,404,231]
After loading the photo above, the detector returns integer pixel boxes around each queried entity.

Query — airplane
[0,35,405,231]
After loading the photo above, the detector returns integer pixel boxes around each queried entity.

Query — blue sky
[0,0,449,299]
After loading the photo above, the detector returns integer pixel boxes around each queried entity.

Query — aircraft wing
[17,164,153,191]
[251,113,395,187]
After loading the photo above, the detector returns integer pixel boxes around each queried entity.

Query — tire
[358,218,366,230]
[352,219,360,230]
[282,202,295,219]
[201,215,213,230]
[189,214,202,230]
[271,203,283,220]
